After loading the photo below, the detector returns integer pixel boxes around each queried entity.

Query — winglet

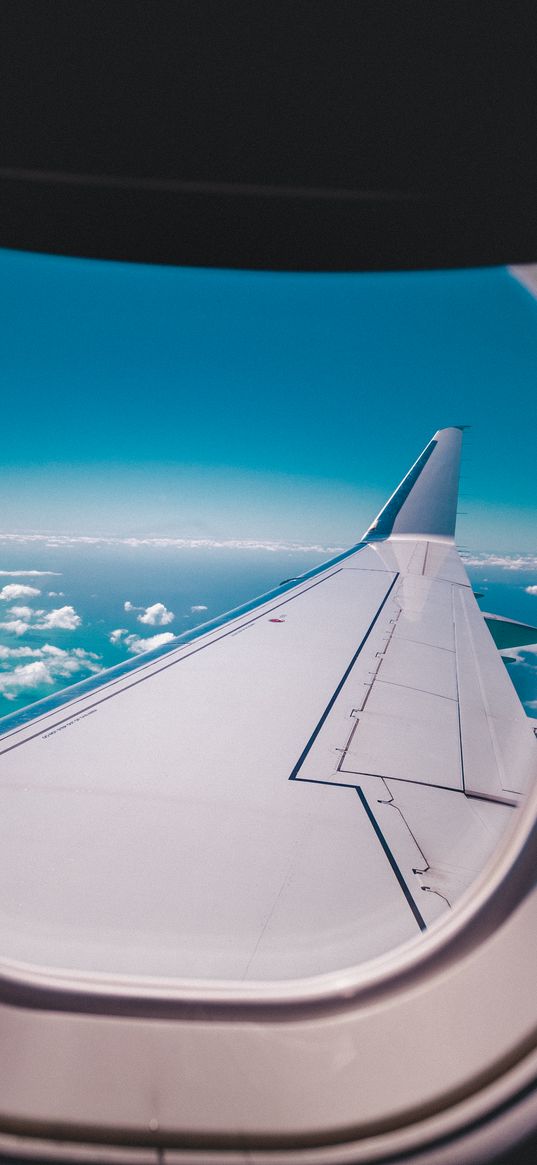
[363,427,463,542]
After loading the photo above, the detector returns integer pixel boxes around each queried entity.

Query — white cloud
[0,645,37,660]
[0,583,41,601]
[461,553,537,571]
[38,644,100,672]
[525,585,537,596]
[125,632,175,655]
[0,570,61,577]
[0,619,30,636]
[526,700,537,711]
[112,625,176,651]
[191,604,208,614]
[47,591,65,597]
[109,628,128,644]
[0,601,82,634]
[34,605,81,631]
[0,645,101,701]
[0,660,53,698]
[0,533,343,553]
[137,602,174,627]
[124,600,175,626]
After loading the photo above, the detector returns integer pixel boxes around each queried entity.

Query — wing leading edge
[0,427,534,984]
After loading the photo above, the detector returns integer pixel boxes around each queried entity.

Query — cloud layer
[0,602,82,637]
[8,605,34,619]
[124,600,175,625]
[0,533,343,553]
[0,619,32,637]
[109,628,128,645]
[461,553,537,571]
[0,645,101,701]
[109,629,175,655]
[35,606,81,631]
[137,602,174,627]
[0,583,41,601]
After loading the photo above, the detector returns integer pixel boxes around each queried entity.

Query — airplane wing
[0,426,534,985]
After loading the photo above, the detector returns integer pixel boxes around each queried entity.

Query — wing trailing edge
[364,426,463,542]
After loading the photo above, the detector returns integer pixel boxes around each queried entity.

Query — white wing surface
[0,427,534,984]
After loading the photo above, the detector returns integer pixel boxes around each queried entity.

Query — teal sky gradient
[1,249,536,550]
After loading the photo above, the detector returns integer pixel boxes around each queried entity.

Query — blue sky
[1,248,536,550]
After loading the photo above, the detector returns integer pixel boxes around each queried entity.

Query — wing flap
[454,586,535,799]
[378,777,513,906]
[340,683,462,789]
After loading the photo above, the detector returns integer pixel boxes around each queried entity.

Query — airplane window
[0,250,535,991]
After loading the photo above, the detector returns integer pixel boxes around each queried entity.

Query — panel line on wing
[355,787,427,932]
[337,769,471,796]
[288,573,399,781]
[372,679,457,702]
[452,584,467,795]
